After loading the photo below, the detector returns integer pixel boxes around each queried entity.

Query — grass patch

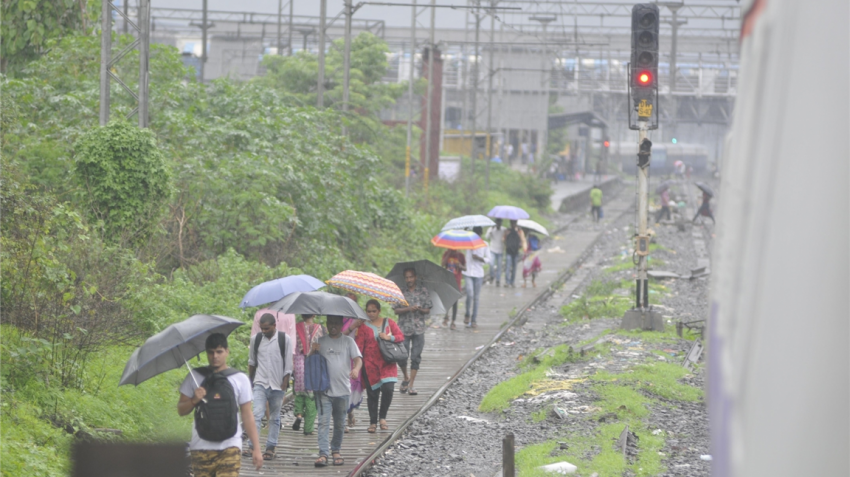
[531,409,548,423]
[593,362,703,402]
[603,257,665,275]
[560,280,633,324]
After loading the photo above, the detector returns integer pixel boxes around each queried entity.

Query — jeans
[464,276,482,323]
[400,333,425,370]
[316,393,349,457]
[490,252,504,283]
[250,385,284,449]
[505,253,519,285]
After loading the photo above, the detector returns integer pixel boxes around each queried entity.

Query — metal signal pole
[484,1,496,190]
[288,0,294,55]
[342,0,353,116]
[99,0,151,127]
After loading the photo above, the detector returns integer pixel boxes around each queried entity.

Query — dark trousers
[655,206,671,222]
[401,333,424,370]
[363,369,395,424]
[447,302,458,322]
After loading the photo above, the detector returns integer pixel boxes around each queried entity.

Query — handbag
[377,319,408,364]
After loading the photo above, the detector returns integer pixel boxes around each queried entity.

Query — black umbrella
[656,181,673,194]
[269,291,368,320]
[120,314,244,387]
[695,182,715,198]
[386,260,462,311]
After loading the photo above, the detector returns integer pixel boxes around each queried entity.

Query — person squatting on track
[393,268,432,396]
[178,333,263,476]
[463,226,491,328]
[310,315,362,467]
[292,314,323,435]
[355,299,405,433]
[440,248,466,329]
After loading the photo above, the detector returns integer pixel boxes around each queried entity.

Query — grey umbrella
[695,182,715,198]
[386,260,463,310]
[119,314,244,387]
[269,291,368,320]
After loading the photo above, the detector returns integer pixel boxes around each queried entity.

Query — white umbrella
[517,219,549,236]
[441,215,496,231]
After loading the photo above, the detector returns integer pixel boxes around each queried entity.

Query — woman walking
[292,314,323,435]
[355,300,404,433]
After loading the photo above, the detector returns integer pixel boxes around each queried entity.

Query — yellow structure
[442,130,502,158]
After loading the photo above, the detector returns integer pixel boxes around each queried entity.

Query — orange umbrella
[430,230,487,250]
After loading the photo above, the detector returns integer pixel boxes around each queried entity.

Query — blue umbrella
[239,275,326,308]
[487,205,530,220]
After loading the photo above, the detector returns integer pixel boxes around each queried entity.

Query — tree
[0,0,98,74]
[73,121,172,246]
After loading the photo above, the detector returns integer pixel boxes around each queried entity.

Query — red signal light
[603,140,610,148]
[638,71,651,85]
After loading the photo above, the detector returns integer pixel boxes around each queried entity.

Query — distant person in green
[590,185,603,223]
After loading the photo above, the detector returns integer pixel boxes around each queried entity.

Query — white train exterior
[708,1,848,477]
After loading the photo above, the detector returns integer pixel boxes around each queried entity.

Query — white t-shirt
[180,368,252,451]
[486,226,505,253]
[463,243,491,278]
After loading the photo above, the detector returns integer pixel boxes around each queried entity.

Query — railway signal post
[622,3,663,331]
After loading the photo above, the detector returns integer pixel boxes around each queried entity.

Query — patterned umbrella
[441,215,496,231]
[326,270,409,306]
[487,205,530,220]
[431,230,486,250]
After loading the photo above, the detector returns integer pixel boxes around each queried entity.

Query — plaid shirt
[394,284,433,336]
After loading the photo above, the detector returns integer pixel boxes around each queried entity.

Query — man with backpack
[503,220,526,288]
[178,333,263,475]
[246,313,293,461]
[310,315,363,467]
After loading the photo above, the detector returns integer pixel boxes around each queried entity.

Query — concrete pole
[138,0,150,127]
[484,2,496,189]
[636,121,649,308]
[423,0,436,195]
[404,0,417,196]
[342,0,352,116]
[200,0,208,83]
[670,8,679,93]
[469,11,481,176]
[99,0,111,125]
[288,0,294,55]
[317,0,327,107]
[277,0,283,55]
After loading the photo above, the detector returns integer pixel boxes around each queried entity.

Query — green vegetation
[560,279,633,324]
[531,409,548,423]
[1,29,555,476]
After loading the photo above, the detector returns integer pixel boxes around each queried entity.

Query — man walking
[392,268,432,396]
[311,315,362,467]
[486,219,505,286]
[503,220,526,288]
[178,333,263,476]
[590,184,603,223]
[463,226,491,328]
[247,314,293,461]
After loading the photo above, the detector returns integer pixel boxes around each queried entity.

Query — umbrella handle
[185,358,207,404]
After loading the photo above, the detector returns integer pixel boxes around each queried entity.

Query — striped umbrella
[431,230,486,250]
[326,270,409,306]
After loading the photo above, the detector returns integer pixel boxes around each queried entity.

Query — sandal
[367,424,377,433]
[408,388,418,396]
[315,455,329,467]
[400,380,409,394]
[348,413,356,427]
[242,449,253,457]
[332,453,344,466]
[292,416,302,431]
[450,323,456,330]
[263,447,275,460]
[380,420,389,431]
[443,317,449,326]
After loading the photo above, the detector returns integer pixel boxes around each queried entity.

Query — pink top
[251,308,296,353]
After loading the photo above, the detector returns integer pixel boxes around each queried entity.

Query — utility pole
[277,0,283,55]
[317,0,327,107]
[138,0,149,127]
[99,0,111,125]
[200,0,208,83]
[288,0,294,55]
[423,0,436,196]
[660,2,686,93]
[484,1,496,189]
[405,0,417,196]
[469,7,481,177]
[342,0,353,120]
[123,0,128,34]
[530,15,555,172]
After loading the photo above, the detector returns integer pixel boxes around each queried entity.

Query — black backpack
[505,228,521,255]
[252,331,288,369]
[193,367,242,442]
